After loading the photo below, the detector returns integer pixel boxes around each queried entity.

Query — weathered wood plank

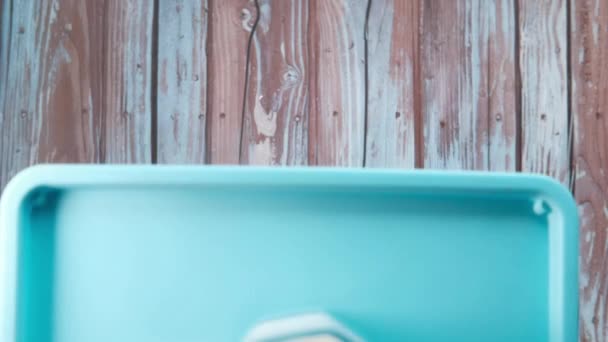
[309,0,367,166]
[207,0,256,164]
[0,0,153,189]
[487,0,517,171]
[104,0,154,163]
[422,0,516,171]
[365,0,419,168]
[0,0,101,189]
[571,1,608,341]
[157,0,208,163]
[519,0,569,183]
[241,0,308,165]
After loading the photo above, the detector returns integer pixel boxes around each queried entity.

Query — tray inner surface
[17,185,550,341]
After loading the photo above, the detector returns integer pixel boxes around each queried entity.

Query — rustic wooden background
[0,0,605,340]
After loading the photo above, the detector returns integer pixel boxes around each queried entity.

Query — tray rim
[0,165,579,342]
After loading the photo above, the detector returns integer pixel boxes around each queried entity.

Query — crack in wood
[239,0,261,164]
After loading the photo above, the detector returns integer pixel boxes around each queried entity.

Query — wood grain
[422,0,516,171]
[571,0,608,340]
[487,0,517,171]
[309,0,367,166]
[241,0,308,165]
[364,0,419,168]
[0,0,100,189]
[104,0,154,163]
[157,0,208,164]
[0,0,153,188]
[207,0,256,164]
[519,0,569,183]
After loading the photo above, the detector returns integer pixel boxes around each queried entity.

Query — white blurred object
[243,312,364,342]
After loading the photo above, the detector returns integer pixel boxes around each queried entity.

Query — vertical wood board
[309,0,367,166]
[157,0,208,163]
[571,0,608,341]
[103,0,154,163]
[487,0,517,171]
[422,0,516,171]
[365,0,419,168]
[207,0,255,164]
[241,0,309,165]
[519,0,569,183]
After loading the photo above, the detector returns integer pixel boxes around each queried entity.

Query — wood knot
[596,112,602,119]
[193,75,199,81]
[20,110,27,118]
[395,111,401,119]
[198,113,205,120]
[540,113,547,121]
[283,67,299,84]
[332,110,339,117]
[18,26,25,34]
[219,112,226,119]
[439,120,446,128]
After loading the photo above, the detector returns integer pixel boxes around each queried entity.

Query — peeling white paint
[251,136,275,165]
[258,0,271,34]
[253,96,277,137]
[243,0,308,165]
[241,8,253,32]
[50,0,60,24]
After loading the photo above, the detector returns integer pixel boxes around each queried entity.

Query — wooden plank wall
[0,0,606,340]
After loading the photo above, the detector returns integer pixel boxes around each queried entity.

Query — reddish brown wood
[207,0,256,164]
[309,0,367,166]
[572,1,608,340]
[422,0,516,171]
[240,0,309,165]
[365,0,419,168]
[0,0,153,188]
[519,0,569,183]
[0,0,102,188]
[0,1,101,186]
[157,0,208,163]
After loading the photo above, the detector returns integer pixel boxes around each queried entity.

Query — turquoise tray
[0,166,578,341]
